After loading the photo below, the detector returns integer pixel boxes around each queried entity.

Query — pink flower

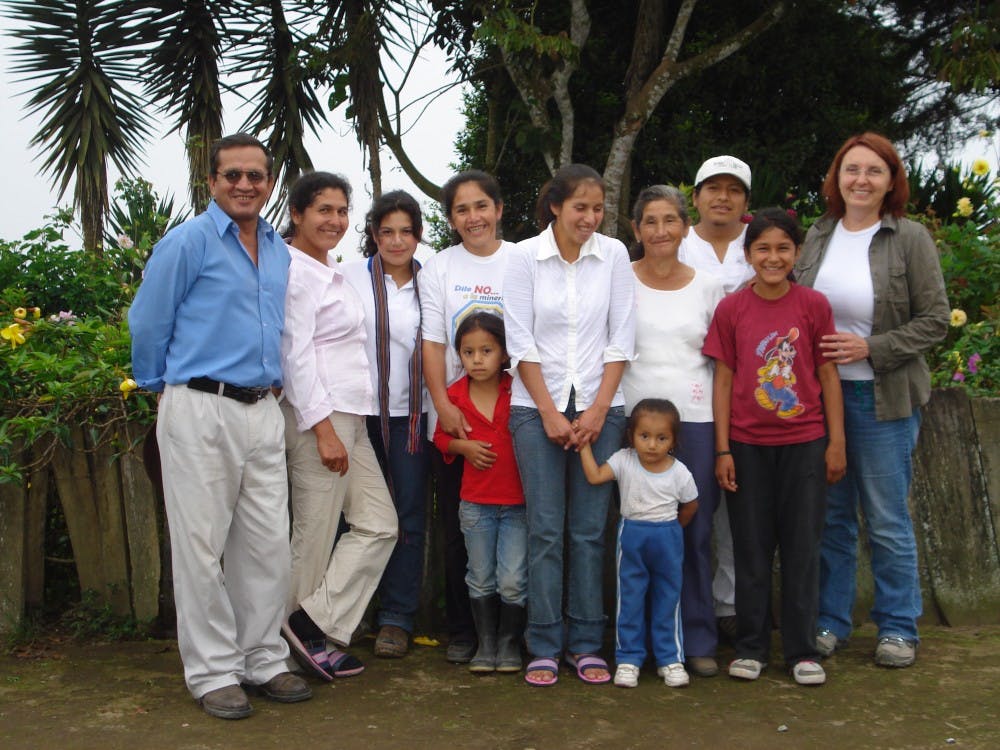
[968,353,981,375]
[740,213,753,224]
[786,208,798,218]
[953,371,966,382]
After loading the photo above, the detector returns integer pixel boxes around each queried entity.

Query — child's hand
[715,455,737,493]
[825,441,847,485]
[457,440,498,471]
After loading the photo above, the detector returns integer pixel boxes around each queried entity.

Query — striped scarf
[369,253,423,457]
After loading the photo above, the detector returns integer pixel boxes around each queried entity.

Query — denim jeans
[368,415,430,634]
[674,421,718,658]
[819,380,922,642]
[458,501,528,605]
[509,401,626,658]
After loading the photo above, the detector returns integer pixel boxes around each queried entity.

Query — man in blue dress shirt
[129,133,309,719]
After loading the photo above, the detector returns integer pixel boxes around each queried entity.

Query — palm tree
[134,0,227,213]
[6,0,152,252]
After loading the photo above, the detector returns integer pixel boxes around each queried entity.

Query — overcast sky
[0,25,465,259]
[2,22,998,254]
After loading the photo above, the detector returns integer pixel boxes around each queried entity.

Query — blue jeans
[819,381,922,642]
[674,421,718,658]
[509,401,626,658]
[368,415,430,634]
[459,501,528,605]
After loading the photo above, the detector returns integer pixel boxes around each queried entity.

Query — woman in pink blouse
[278,172,398,682]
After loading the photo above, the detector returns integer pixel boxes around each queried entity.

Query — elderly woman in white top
[504,164,636,686]
[622,185,725,678]
[278,172,398,681]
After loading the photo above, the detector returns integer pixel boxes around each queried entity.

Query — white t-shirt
[678,226,753,294]
[622,269,724,422]
[419,240,514,386]
[607,448,698,522]
[812,220,878,381]
[342,258,426,417]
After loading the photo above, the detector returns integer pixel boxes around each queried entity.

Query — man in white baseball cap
[677,154,754,679]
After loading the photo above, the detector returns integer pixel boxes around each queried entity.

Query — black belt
[187,377,270,404]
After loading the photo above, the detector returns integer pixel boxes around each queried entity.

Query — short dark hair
[284,171,352,238]
[209,133,273,175]
[744,207,803,250]
[441,170,504,246]
[628,398,682,450]
[535,164,604,229]
[821,131,909,219]
[361,190,423,258]
[453,310,506,352]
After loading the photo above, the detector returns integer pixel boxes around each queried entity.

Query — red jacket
[432,373,524,505]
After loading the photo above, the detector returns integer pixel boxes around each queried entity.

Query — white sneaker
[657,662,689,687]
[792,660,826,685]
[614,663,640,688]
[729,658,765,680]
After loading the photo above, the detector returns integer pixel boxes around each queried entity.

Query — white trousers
[158,385,292,699]
[712,494,737,616]
[283,405,397,646]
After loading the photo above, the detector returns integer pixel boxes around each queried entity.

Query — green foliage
[921,157,1000,396]
[0,181,176,482]
[59,589,142,642]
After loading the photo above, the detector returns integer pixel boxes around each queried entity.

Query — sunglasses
[215,169,269,185]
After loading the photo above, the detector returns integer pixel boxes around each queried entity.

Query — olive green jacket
[795,214,950,421]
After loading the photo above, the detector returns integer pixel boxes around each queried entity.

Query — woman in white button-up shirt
[504,164,636,685]
[279,173,398,681]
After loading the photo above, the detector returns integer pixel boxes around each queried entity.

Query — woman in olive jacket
[794,132,949,669]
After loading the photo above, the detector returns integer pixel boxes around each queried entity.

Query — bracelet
[715,450,732,457]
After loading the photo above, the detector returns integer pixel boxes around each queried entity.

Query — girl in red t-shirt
[703,208,846,687]
[432,312,526,674]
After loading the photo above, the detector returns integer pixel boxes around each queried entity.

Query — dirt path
[1,624,998,749]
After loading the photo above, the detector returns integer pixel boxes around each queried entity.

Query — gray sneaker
[815,628,840,657]
[875,635,916,668]
[728,658,766,680]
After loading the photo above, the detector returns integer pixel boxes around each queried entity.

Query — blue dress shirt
[128,201,290,391]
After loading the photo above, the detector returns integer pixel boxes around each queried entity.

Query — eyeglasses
[215,169,269,185]
[841,165,888,179]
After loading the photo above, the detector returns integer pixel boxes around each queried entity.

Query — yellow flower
[1,323,26,348]
[13,307,27,319]
[950,309,968,327]
[119,378,138,399]
[30,307,41,319]
[971,159,990,177]
[956,197,974,217]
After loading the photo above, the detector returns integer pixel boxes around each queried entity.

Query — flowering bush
[0,182,175,482]
[923,142,999,397]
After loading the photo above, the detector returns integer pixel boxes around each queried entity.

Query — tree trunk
[0,455,28,634]
[120,423,161,622]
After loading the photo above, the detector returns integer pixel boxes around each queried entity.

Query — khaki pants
[283,404,398,646]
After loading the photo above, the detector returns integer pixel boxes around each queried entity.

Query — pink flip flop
[524,657,560,686]
[566,653,611,684]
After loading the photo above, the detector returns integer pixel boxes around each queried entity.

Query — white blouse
[342,258,426,417]
[280,247,376,432]
[678,226,753,295]
[503,225,636,411]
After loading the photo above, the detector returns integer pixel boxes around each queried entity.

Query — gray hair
[631,184,690,226]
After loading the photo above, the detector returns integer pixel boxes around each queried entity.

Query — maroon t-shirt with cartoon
[703,283,835,446]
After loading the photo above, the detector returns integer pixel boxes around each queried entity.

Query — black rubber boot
[468,594,500,673]
[495,601,526,673]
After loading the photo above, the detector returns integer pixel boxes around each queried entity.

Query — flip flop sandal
[524,657,560,687]
[326,647,365,678]
[281,620,333,681]
[566,653,611,684]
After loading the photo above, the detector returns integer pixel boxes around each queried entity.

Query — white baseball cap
[694,155,752,192]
